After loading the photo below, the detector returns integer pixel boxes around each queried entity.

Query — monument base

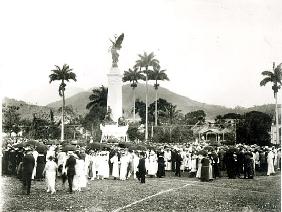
[100,123,129,143]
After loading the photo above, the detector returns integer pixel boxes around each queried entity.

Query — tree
[159,102,182,125]
[84,86,108,136]
[185,110,206,125]
[49,64,77,142]
[29,114,50,139]
[2,105,21,136]
[223,113,242,120]
[135,99,146,124]
[236,111,272,146]
[122,68,145,122]
[148,65,169,126]
[260,62,282,144]
[86,86,108,110]
[134,52,159,141]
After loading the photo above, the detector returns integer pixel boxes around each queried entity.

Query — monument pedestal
[100,123,128,143]
[100,65,129,143]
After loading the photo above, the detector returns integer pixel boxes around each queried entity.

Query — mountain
[4,84,277,121]
[46,83,277,119]
[20,86,85,106]
[2,97,58,121]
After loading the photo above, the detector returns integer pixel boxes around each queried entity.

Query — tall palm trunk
[133,87,136,122]
[155,86,158,126]
[145,73,148,142]
[275,92,280,144]
[61,87,65,142]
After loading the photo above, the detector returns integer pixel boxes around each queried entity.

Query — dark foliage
[236,111,272,146]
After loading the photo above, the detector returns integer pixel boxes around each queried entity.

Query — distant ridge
[3,84,276,121]
[45,84,276,119]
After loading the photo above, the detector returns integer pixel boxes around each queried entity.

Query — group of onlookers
[1,140,280,194]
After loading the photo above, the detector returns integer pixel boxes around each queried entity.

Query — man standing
[65,152,76,193]
[175,150,183,177]
[157,152,165,178]
[137,152,146,183]
[22,148,35,195]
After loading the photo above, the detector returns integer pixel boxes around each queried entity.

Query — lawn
[0,172,280,212]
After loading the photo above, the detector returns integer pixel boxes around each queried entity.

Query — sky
[0,0,282,108]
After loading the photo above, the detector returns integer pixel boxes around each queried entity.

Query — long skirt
[112,163,120,178]
[209,164,213,180]
[79,175,87,188]
[267,160,275,175]
[165,161,172,171]
[36,162,45,180]
[72,174,80,191]
[46,171,56,193]
[196,163,202,178]
[201,165,209,182]
[120,163,128,180]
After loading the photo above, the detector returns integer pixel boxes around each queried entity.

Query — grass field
[0,172,280,212]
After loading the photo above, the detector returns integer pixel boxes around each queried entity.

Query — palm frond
[261,71,273,77]
[260,77,272,86]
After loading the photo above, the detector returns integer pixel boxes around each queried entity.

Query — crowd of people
[1,139,281,195]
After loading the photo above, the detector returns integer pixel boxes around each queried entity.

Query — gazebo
[196,126,231,142]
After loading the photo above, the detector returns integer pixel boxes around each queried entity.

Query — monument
[100,33,128,142]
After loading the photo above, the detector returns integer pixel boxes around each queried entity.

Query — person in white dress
[183,153,190,171]
[119,152,129,180]
[43,156,58,194]
[196,154,204,178]
[73,153,88,191]
[97,151,110,179]
[190,154,198,174]
[72,153,80,191]
[164,149,171,171]
[132,151,140,179]
[89,151,97,180]
[267,149,275,176]
[147,151,158,177]
[57,150,67,187]
[110,152,120,179]
[31,149,39,180]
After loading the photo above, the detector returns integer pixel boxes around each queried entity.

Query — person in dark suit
[157,152,165,178]
[22,149,35,195]
[65,152,76,193]
[175,150,183,177]
[171,149,177,172]
[137,152,146,183]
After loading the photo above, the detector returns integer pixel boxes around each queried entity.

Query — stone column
[107,66,122,122]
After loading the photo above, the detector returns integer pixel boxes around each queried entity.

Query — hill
[2,97,58,121]
[46,84,276,119]
[4,84,277,121]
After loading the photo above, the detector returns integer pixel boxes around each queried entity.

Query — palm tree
[134,52,159,141]
[123,68,145,122]
[160,103,182,125]
[148,66,169,126]
[86,86,108,135]
[86,85,108,110]
[49,64,77,142]
[260,62,282,144]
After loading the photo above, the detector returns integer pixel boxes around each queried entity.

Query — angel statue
[109,33,124,67]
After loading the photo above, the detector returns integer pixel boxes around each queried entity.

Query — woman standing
[43,156,58,194]
[120,152,129,181]
[110,152,120,180]
[267,148,275,176]
[200,153,210,182]
[74,153,88,191]
[35,153,46,181]
[196,154,203,179]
